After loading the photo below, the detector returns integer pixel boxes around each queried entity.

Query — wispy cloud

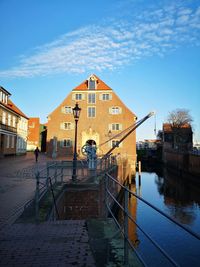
[0,1,200,78]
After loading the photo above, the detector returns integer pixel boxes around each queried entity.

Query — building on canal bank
[0,86,29,157]
[46,74,137,165]
[162,123,200,177]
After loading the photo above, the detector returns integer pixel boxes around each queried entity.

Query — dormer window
[88,75,96,90]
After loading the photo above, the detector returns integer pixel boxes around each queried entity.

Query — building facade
[0,86,28,156]
[47,74,137,163]
[27,118,40,151]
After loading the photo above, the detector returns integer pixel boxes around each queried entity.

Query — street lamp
[72,103,81,182]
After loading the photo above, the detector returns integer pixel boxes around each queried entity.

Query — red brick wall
[58,188,100,219]
[27,118,40,149]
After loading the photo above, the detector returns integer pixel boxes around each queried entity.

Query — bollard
[138,161,141,175]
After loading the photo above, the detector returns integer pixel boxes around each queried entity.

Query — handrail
[105,172,200,266]
[106,173,200,240]
[48,177,59,219]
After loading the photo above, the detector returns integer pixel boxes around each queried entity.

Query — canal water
[126,167,200,267]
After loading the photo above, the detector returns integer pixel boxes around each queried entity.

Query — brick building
[47,74,137,163]
[27,118,40,151]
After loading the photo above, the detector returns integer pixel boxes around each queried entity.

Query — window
[2,112,6,124]
[60,122,73,130]
[65,106,72,113]
[88,107,96,118]
[112,140,120,148]
[109,107,122,115]
[61,139,72,147]
[75,94,82,100]
[88,78,96,90]
[88,93,96,104]
[102,94,110,100]
[112,123,121,131]
[64,122,72,130]
[13,116,16,128]
[8,114,11,126]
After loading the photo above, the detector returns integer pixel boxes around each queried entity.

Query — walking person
[34,147,40,162]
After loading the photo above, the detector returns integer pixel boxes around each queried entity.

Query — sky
[0,0,200,142]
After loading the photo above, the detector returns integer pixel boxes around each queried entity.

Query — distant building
[27,117,47,152]
[163,123,193,152]
[137,139,160,150]
[47,74,137,163]
[27,118,40,151]
[0,86,28,156]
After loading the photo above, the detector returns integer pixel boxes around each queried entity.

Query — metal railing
[105,172,200,266]
[23,155,117,222]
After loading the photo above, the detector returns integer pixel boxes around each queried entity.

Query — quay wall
[163,150,200,178]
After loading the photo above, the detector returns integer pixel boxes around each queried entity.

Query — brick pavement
[0,220,96,267]
[0,153,49,226]
[0,154,98,266]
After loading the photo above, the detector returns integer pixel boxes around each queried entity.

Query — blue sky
[0,0,200,142]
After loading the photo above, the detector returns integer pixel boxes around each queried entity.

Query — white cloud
[0,1,200,78]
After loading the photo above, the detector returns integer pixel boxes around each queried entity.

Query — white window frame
[88,78,96,90]
[109,107,122,115]
[88,107,96,118]
[111,123,122,131]
[60,122,74,130]
[75,93,82,100]
[88,93,96,104]
[61,139,72,147]
[102,93,111,101]
[8,114,11,126]
[63,106,72,114]
[110,140,122,148]
[13,116,16,128]
[72,93,85,101]
[2,112,6,124]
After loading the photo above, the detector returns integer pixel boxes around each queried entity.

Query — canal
[126,167,200,267]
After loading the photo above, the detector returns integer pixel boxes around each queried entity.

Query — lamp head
[73,103,81,120]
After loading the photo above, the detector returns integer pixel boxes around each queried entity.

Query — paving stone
[0,220,96,266]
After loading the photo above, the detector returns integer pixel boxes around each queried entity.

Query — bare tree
[167,108,193,127]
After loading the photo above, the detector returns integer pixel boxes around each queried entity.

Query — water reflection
[155,168,200,226]
[128,181,140,248]
[120,167,200,266]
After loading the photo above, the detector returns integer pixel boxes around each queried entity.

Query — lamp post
[72,103,81,182]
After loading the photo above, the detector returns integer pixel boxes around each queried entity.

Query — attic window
[88,77,96,90]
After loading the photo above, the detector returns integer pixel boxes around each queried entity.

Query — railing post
[104,173,108,218]
[54,162,57,183]
[61,165,63,183]
[35,171,40,224]
[46,166,49,189]
[124,186,129,265]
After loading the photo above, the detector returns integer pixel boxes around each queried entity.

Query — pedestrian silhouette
[34,147,40,162]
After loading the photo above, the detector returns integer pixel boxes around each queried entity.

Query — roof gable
[7,99,29,119]
[73,74,112,91]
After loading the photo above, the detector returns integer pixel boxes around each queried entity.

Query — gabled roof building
[0,86,29,156]
[47,74,137,164]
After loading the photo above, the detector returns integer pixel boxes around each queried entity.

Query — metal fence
[105,172,200,267]
[23,155,117,222]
